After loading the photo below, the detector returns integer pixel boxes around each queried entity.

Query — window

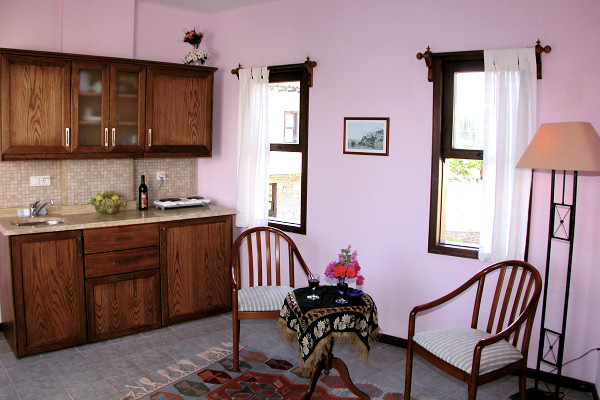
[267,65,310,234]
[268,183,277,217]
[283,111,298,143]
[429,51,484,258]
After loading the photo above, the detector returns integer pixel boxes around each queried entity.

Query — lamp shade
[516,122,600,171]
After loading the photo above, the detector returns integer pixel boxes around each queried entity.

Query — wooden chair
[404,260,542,400]
[231,226,312,371]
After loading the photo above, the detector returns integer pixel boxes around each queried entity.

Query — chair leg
[519,365,527,399]
[467,382,477,400]
[403,343,413,400]
[233,317,240,371]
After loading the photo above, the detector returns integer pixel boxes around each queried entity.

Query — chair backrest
[231,227,311,290]
[469,260,541,354]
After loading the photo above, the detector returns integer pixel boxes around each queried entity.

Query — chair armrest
[408,272,486,339]
[475,297,539,351]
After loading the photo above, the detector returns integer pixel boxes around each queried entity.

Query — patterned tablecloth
[278,285,380,374]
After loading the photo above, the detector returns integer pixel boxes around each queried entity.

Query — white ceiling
[137,0,281,14]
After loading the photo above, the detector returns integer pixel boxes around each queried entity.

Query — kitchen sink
[11,219,64,227]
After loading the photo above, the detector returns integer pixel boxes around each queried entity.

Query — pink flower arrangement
[324,245,365,285]
[183,28,204,47]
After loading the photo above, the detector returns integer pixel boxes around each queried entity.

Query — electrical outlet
[29,176,51,186]
[156,171,166,180]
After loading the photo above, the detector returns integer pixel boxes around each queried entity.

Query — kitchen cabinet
[0,208,235,357]
[83,224,161,342]
[1,231,86,357]
[160,215,232,325]
[0,48,216,160]
[145,67,213,156]
[0,54,71,156]
[71,61,146,154]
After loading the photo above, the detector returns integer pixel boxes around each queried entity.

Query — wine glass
[307,274,320,300]
[336,280,349,304]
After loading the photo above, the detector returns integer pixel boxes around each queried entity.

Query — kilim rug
[125,348,404,400]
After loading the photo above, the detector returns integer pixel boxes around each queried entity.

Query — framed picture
[343,117,390,156]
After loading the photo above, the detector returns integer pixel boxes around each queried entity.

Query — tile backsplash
[0,158,198,209]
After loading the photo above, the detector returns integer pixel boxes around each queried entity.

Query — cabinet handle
[77,237,83,257]
[148,129,152,147]
[162,227,166,246]
[66,128,70,147]
[115,259,135,265]
[114,236,134,242]
[104,128,109,147]
[116,275,135,282]
[112,128,116,147]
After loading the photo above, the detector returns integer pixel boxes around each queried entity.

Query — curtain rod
[231,57,317,87]
[416,40,551,81]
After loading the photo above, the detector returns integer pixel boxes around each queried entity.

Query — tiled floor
[0,313,594,400]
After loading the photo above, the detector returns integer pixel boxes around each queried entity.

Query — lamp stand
[512,170,578,400]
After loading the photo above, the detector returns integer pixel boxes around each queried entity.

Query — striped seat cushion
[413,328,523,375]
[238,286,294,312]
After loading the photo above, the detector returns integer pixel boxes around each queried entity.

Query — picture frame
[343,117,390,156]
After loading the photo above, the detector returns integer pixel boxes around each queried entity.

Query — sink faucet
[30,199,54,217]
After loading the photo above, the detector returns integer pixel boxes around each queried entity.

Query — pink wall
[199,0,600,384]
[1,0,599,384]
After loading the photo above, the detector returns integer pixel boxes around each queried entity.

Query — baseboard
[379,333,407,348]
[379,333,598,399]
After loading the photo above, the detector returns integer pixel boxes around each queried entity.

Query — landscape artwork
[343,117,390,156]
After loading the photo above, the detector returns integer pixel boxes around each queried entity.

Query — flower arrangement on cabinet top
[324,245,365,285]
[182,28,210,65]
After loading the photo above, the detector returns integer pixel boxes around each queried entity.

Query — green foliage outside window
[448,159,483,180]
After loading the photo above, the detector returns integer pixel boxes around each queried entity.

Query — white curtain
[236,67,270,228]
[479,48,536,262]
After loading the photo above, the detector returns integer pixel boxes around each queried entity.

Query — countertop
[0,205,236,236]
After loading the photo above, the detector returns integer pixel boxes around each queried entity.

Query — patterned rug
[126,348,403,399]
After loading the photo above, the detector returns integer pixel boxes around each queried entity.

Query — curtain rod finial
[231,64,242,78]
[416,46,433,82]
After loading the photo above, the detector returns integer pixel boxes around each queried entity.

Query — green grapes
[89,191,127,214]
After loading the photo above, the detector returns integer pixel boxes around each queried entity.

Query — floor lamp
[515,122,600,399]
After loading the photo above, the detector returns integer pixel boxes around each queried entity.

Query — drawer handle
[115,259,135,265]
[114,236,134,242]
[116,275,135,282]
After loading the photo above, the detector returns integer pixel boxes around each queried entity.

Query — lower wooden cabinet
[83,224,161,342]
[0,215,233,357]
[85,269,161,342]
[160,215,232,325]
[4,231,86,357]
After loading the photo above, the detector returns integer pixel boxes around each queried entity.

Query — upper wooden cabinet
[0,48,216,160]
[1,54,71,156]
[146,67,213,156]
[71,61,146,154]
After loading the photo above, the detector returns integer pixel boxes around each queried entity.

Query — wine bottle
[139,175,148,210]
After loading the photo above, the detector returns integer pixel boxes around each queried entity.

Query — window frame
[267,64,309,234]
[428,51,483,259]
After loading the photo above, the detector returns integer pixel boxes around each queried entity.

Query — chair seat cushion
[238,285,294,312]
[413,328,523,375]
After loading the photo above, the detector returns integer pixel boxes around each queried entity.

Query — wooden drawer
[85,269,161,342]
[84,246,159,279]
[83,223,158,254]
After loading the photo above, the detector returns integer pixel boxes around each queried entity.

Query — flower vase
[336,278,349,304]
[183,43,210,66]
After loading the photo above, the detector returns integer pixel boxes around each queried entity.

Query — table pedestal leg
[302,346,370,400]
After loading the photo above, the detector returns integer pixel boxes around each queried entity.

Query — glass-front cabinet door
[71,62,145,154]
[109,64,145,153]
[71,62,109,153]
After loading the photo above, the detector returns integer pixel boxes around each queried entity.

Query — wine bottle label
[140,193,148,208]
